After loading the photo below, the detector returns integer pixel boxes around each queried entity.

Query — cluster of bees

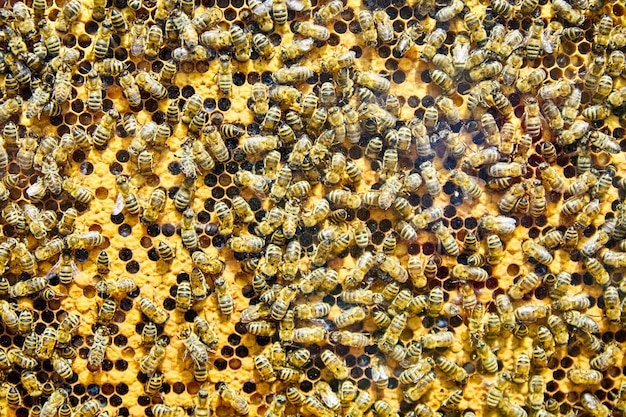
[0,0,623,414]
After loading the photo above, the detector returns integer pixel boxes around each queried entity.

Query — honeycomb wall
[0,0,625,415]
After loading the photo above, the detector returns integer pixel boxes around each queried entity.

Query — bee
[250,353,277,384]
[137,297,169,324]
[212,276,234,316]
[552,0,585,26]
[218,383,249,416]
[319,349,349,380]
[432,222,459,256]
[143,24,164,59]
[139,336,168,376]
[588,342,620,371]
[136,71,168,100]
[178,326,211,366]
[313,0,342,24]
[192,250,224,274]
[356,9,378,47]
[578,394,609,417]
[514,303,551,323]
[354,71,391,93]
[334,306,366,329]
[415,161,440,197]
[152,404,186,417]
[86,326,110,369]
[404,371,437,403]
[420,331,455,350]
[368,10,394,45]
[435,355,468,384]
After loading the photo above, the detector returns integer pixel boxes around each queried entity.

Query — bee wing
[22,204,40,222]
[46,257,61,280]
[261,0,273,10]
[285,0,305,10]
[541,30,557,54]
[112,192,124,215]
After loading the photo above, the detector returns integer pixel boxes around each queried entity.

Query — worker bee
[138,297,170,325]
[140,337,168,376]
[589,342,620,371]
[87,326,110,369]
[567,368,603,385]
[319,349,349,380]
[135,70,168,100]
[281,37,315,61]
[552,0,585,25]
[580,392,610,417]
[212,276,234,316]
[431,222,459,256]
[95,278,137,298]
[357,9,378,47]
[514,303,551,323]
[354,71,390,93]
[217,383,249,415]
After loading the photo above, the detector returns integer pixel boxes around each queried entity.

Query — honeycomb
[0,0,625,414]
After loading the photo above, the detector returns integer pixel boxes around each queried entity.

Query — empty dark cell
[115,360,128,372]
[162,224,176,237]
[602,331,614,343]
[101,360,114,372]
[392,71,405,84]
[307,368,321,380]
[212,235,225,248]
[449,191,464,207]
[379,219,392,232]
[221,345,234,357]
[450,217,463,230]
[72,148,86,163]
[167,162,182,175]
[235,346,248,358]
[181,86,196,98]
[372,231,385,245]
[118,223,132,237]
[118,248,133,261]
[184,310,197,323]
[228,334,241,346]
[163,298,176,311]
[109,162,123,175]
[148,248,159,262]
[114,335,127,347]
[226,186,239,199]
[218,98,231,111]
[563,166,576,178]
[211,187,225,199]
[299,233,313,247]
[520,216,533,228]
[137,396,151,406]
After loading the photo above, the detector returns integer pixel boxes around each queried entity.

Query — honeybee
[318,349,349,380]
[138,297,170,324]
[356,9,378,47]
[354,71,391,93]
[135,70,168,100]
[281,37,315,61]
[552,0,585,25]
[140,337,168,376]
[333,305,366,329]
[178,326,211,366]
[432,222,459,256]
[214,276,234,316]
[313,0,343,24]
[217,383,249,415]
[87,326,109,369]
[580,392,610,417]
